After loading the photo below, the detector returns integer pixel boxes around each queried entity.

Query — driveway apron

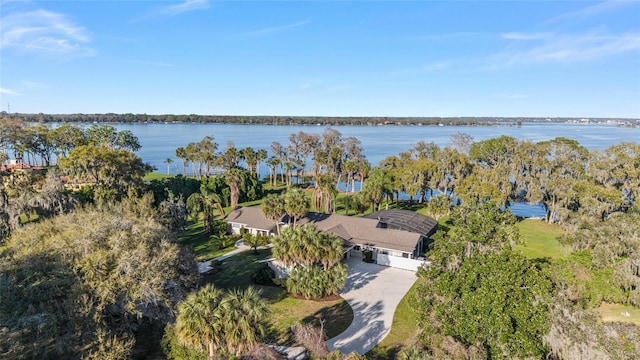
[326,257,418,355]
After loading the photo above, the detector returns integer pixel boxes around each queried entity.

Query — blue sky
[1,0,639,118]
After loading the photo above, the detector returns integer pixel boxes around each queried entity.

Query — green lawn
[143,172,174,181]
[269,296,353,344]
[367,279,422,358]
[199,248,353,345]
[597,303,640,326]
[514,218,568,260]
[180,220,235,261]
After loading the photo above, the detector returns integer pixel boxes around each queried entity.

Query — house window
[402,253,409,258]
[231,223,241,229]
[353,245,361,251]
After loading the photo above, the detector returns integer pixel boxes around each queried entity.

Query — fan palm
[261,193,285,235]
[186,190,225,234]
[219,287,269,356]
[172,284,225,359]
[224,169,245,210]
[284,188,309,227]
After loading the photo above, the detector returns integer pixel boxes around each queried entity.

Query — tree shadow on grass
[302,300,354,339]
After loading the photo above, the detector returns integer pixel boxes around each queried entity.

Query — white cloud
[408,32,487,41]
[133,0,209,22]
[157,0,209,17]
[248,20,310,36]
[491,31,640,66]
[0,9,94,57]
[21,80,47,89]
[546,0,634,24]
[0,87,21,96]
[389,61,452,77]
[501,32,551,41]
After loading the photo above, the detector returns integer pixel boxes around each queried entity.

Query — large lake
[106,122,637,218]
[111,122,639,173]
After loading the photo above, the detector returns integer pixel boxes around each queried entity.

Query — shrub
[211,220,229,237]
[251,264,276,286]
[362,249,374,263]
[286,264,347,299]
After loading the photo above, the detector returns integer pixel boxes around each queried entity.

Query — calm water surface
[111,122,639,173]
[107,122,637,217]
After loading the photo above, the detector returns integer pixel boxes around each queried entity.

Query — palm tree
[284,188,309,227]
[357,160,371,191]
[255,149,268,180]
[362,168,392,212]
[265,157,280,187]
[187,190,225,234]
[313,174,338,214]
[175,147,187,176]
[261,193,285,235]
[224,169,245,210]
[241,147,258,174]
[219,287,270,356]
[175,284,225,360]
[164,157,173,174]
[341,195,356,216]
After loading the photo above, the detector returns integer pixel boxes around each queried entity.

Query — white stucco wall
[376,253,426,272]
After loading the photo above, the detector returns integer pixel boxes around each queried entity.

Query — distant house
[59,175,97,191]
[0,160,44,174]
[224,206,437,271]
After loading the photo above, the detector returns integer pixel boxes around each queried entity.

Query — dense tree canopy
[0,195,198,359]
[415,202,552,359]
[58,144,152,201]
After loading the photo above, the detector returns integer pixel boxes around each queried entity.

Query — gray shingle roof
[225,207,431,254]
[286,211,425,254]
[363,209,438,236]
[225,206,278,233]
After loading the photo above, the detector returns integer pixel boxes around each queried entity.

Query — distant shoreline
[3,112,639,127]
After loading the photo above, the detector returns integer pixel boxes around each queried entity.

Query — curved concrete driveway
[326,257,418,355]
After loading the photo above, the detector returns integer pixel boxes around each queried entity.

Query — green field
[143,172,174,181]
[179,219,236,261]
[597,303,640,326]
[514,218,568,260]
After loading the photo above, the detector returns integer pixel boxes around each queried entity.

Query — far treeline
[3,112,639,126]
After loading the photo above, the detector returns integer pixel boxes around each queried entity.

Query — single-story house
[225,206,278,236]
[225,206,437,271]
[0,161,44,173]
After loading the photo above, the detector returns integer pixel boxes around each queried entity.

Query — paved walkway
[326,257,418,355]
[197,240,271,274]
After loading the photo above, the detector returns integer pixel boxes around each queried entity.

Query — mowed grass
[597,303,640,326]
[200,248,353,345]
[180,219,235,261]
[270,296,353,344]
[143,172,174,181]
[367,278,422,358]
[515,218,568,260]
